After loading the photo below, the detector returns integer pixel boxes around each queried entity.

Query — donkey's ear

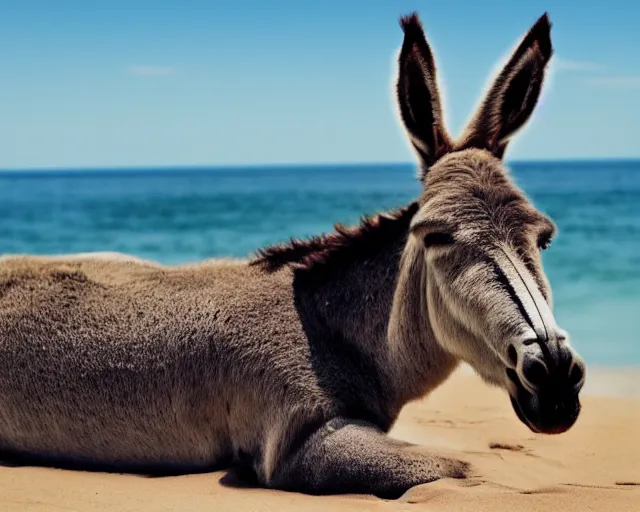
[458,13,553,159]
[397,13,452,172]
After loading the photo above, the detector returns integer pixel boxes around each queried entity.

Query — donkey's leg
[269,417,469,499]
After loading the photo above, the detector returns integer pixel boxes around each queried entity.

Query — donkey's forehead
[421,149,515,206]
[418,148,551,233]
[423,148,505,189]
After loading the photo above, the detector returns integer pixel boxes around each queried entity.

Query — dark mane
[250,203,419,273]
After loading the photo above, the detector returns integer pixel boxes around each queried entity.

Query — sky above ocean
[1,0,639,169]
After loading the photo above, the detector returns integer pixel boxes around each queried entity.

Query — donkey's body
[0,255,316,473]
[0,12,585,499]
[0,212,462,496]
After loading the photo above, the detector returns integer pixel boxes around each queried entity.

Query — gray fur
[0,11,584,499]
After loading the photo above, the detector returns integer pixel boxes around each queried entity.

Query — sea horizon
[1,156,640,175]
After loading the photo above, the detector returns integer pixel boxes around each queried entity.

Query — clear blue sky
[1,0,638,169]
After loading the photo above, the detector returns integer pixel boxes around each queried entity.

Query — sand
[2,366,639,512]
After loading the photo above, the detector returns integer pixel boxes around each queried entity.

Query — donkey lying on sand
[0,12,585,499]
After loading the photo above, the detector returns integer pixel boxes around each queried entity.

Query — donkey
[0,12,585,499]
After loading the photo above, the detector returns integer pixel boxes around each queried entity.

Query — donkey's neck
[293,205,458,414]
[387,237,459,404]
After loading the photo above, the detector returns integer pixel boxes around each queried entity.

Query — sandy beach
[1,366,638,512]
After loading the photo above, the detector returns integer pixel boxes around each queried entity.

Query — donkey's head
[396,12,585,434]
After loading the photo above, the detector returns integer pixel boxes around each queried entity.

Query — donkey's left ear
[397,13,452,172]
[458,13,553,159]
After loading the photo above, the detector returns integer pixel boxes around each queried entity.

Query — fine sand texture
[1,366,638,512]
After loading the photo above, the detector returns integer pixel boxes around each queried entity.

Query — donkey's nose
[507,331,586,435]
[515,336,585,392]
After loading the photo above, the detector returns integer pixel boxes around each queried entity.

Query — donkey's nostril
[507,344,518,366]
[522,357,549,388]
[506,368,520,386]
[569,362,585,386]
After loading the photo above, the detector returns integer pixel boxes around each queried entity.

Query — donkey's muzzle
[506,334,586,434]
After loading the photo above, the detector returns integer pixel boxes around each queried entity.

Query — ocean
[0,161,638,366]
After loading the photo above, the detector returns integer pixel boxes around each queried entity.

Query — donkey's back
[0,253,327,473]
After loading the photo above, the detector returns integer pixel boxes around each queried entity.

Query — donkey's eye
[423,233,454,248]
[537,232,553,251]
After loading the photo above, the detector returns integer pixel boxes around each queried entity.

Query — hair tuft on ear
[399,13,428,47]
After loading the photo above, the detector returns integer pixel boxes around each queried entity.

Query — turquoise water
[0,162,638,365]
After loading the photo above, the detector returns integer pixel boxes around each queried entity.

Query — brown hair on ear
[457,13,553,159]
[396,13,452,175]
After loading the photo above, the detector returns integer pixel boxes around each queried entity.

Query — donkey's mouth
[508,375,581,435]
[510,395,541,433]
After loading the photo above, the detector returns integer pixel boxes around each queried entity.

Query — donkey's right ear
[396,13,452,172]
